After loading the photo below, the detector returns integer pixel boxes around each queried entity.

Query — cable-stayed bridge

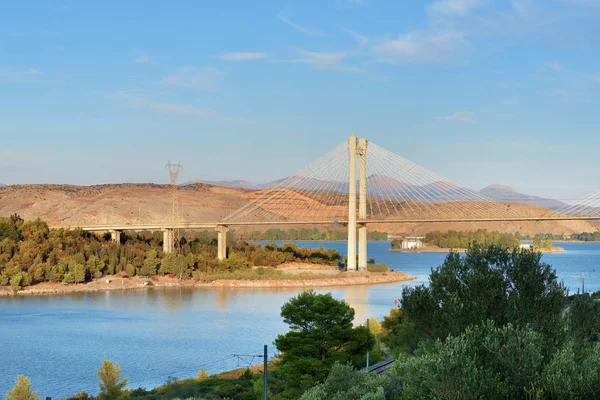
[53,136,600,270]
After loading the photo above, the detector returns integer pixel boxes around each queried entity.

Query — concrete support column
[347,135,358,271]
[216,225,229,261]
[163,229,175,254]
[110,230,121,244]
[358,138,368,270]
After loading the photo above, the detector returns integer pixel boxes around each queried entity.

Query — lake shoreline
[0,271,414,297]
[389,246,566,254]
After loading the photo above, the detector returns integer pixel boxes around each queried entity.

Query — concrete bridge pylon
[347,135,368,271]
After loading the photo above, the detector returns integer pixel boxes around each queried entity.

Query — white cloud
[277,14,327,37]
[588,74,600,84]
[0,67,43,83]
[134,54,150,64]
[219,52,269,61]
[428,0,482,16]
[542,61,563,72]
[160,66,222,90]
[276,50,363,72]
[340,27,368,46]
[443,111,477,124]
[511,0,535,17]
[336,0,365,6]
[107,89,257,125]
[373,30,467,64]
[145,101,215,117]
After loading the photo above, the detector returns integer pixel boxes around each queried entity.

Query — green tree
[544,239,552,251]
[534,236,543,248]
[9,271,31,293]
[300,363,394,400]
[401,245,566,345]
[380,307,420,357]
[393,322,545,399]
[5,375,39,400]
[274,290,375,397]
[98,360,127,400]
[568,293,600,343]
[196,366,210,381]
[140,249,159,276]
[252,377,271,400]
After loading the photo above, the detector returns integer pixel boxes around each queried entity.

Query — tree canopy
[274,290,375,398]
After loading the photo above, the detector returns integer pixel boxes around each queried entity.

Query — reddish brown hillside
[0,183,597,236]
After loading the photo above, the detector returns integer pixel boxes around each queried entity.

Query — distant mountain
[179,179,567,210]
[479,184,567,210]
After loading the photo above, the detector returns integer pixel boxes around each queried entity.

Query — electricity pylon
[166,161,183,252]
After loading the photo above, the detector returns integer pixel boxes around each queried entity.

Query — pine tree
[5,375,39,400]
[98,360,127,399]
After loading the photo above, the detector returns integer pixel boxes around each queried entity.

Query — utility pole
[582,272,585,293]
[366,318,370,370]
[263,344,268,400]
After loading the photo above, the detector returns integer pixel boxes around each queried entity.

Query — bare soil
[0,265,414,296]
[1,183,597,236]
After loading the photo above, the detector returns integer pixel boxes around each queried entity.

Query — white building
[401,237,424,249]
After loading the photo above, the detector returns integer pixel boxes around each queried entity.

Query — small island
[390,229,565,253]
[0,215,413,296]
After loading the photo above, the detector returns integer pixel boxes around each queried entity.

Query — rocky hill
[0,183,597,236]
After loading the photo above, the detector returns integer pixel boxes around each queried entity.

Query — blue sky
[1,0,599,200]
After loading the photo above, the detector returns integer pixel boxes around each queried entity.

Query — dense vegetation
[239,228,388,241]
[306,245,600,399]
[390,229,521,249]
[0,215,341,292]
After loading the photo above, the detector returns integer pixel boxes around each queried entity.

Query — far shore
[0,269,414,297]
[390,245,566,254]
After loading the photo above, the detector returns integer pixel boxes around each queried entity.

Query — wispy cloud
[511,0,536,17]
[0,67,43,83]
[557,0,600,6]
[373,30,467,64]
[277,14,327,37]
[542,61,563,72]
[427,0,483,16]
[336,0,365,6]
[219,52,269,61]
[134,53,150,64]
[442,111,477,124]
[504,97,520,105]
[275,50,363,72]
[340,27,368,46]
[107,89,257,125]
[160,66,222,90]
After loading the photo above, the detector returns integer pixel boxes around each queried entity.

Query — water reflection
[345,285,369,323]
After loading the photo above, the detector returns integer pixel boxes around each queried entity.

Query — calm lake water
[1,241,599,397]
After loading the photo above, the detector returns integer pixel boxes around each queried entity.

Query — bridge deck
[50,215,600,231]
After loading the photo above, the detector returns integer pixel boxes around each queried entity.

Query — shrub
[366,263,388,272]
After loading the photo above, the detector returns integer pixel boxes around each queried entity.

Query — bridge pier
[216,225,229,261]
[163,228,175,254]
[109,230,121,244]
